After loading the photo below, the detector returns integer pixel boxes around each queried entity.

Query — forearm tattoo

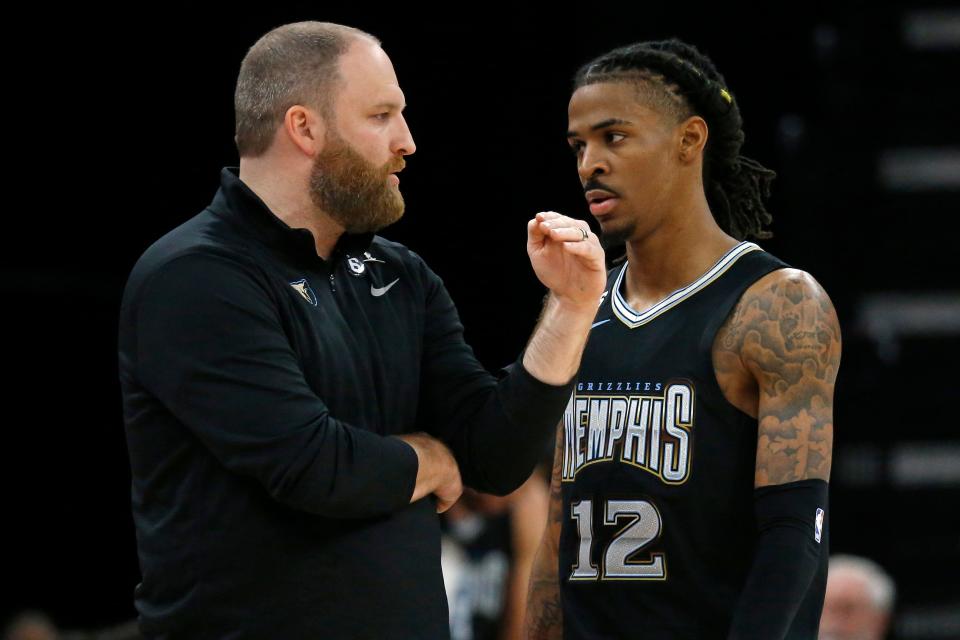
[525,425,565,639]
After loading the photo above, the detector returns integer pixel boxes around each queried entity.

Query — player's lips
[388,172,400,186]
[586,189,620,217]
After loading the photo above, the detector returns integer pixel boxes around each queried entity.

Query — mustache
[583,178,619,197]
[385,158,406,174]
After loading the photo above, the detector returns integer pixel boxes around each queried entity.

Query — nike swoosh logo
[363,258,385,263]
[591,319,611,329]
[371,279,400,297]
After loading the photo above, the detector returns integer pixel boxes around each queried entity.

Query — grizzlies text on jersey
[558,242,826,639]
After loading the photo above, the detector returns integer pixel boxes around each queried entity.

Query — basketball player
[526,39,840,639]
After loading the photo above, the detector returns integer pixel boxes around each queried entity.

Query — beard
[598,218,636,253]
[308,130,406,234]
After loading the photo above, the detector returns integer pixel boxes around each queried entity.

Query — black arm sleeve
[728,479,829,640]
[416,259,574,496]
[131,252,418,518]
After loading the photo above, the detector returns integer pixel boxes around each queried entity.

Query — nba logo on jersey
[815,508,824,543]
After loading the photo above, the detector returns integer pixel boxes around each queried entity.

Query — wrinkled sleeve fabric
[415,255,574,495]
[130,251,418,518]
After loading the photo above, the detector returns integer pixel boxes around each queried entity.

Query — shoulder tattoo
[725,269,841,485]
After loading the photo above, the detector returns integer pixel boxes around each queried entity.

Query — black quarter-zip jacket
[118,168,573,639]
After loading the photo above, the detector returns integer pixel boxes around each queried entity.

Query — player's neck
[621,203,738,311]
[239,158,344,260]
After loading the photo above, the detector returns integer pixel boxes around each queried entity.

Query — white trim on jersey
[611,241,762,329]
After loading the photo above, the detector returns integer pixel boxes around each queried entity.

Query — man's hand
[394,432,463,513]
[521,211,607,385]
[527,211,606,310]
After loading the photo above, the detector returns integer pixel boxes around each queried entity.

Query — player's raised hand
[527,211,606,309]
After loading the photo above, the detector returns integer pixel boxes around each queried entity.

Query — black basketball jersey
[558,242,823,639]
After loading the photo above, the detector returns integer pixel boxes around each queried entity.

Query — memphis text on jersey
[561,380,694,485]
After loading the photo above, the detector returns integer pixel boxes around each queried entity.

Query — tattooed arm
[525,424,565,639]
[716,268,841,639]
[500,470,550,640]
[730,268,839,484]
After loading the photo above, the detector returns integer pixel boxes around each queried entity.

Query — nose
[578,144,608,182]
[393,113,416,157]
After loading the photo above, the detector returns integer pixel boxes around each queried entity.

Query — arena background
[6,3,958,638]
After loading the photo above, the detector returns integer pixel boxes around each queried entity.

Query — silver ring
[579,227,589,241]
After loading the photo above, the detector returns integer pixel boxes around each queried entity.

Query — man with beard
[118,22,605,640]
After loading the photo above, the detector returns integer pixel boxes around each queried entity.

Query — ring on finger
[579,227,589,241]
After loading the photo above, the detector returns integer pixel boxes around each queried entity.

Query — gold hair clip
[720,88,733,104]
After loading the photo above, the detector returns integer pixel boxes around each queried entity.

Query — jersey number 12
[569,498,666,580]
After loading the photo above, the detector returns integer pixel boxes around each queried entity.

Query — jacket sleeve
[415,256,574,495]
[130,251,418,518]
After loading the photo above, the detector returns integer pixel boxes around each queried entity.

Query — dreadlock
[574,39,775,240]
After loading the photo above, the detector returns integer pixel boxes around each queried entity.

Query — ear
[678,115,708,164]
[281,104,327,157]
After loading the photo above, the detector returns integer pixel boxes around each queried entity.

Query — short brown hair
[234,21,378,157]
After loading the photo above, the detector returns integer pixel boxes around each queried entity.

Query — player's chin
[598,219,634,251]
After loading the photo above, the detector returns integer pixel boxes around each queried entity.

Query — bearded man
[117,21,605,640]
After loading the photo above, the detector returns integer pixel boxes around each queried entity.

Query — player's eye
[569,140,585,155]
[372,112,390,122]
[606,132,626,144]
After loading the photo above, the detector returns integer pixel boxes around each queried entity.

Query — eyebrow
[566,118,634,138]
[372,102,406,111]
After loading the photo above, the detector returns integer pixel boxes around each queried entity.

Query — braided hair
[574,39,775,240]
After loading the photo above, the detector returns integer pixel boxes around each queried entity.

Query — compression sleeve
[728,479,829,640]
[416,258,574,496]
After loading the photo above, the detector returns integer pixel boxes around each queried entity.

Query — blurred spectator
[3,612,57,640]
[2,613,141,640]
[61,620,141,640]
[441,469,549,640]
[820,554,896,640]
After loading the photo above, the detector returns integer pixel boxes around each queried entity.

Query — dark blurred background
[5,2,959,638]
